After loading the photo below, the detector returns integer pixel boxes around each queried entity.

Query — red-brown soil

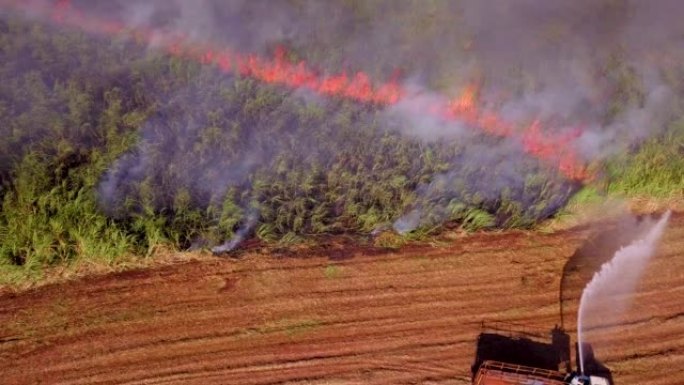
[1,212,683,385]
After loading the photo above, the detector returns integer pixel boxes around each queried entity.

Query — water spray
[577,210,671,374]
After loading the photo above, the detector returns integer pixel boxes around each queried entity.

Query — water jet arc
[577,210,671,374]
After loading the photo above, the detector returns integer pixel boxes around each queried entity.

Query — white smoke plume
[211,208,259,254]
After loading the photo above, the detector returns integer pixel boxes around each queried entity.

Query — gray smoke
[391,139,578,233]
[211,208,258,255]
[460,0,681,156]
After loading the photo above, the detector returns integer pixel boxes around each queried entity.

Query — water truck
[473,361,609,385]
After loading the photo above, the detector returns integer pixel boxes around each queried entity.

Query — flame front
[3,0,590,181]
[445,85,589,181]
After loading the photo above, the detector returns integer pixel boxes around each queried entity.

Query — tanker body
[473,360,610,385]
[473,360,567,385]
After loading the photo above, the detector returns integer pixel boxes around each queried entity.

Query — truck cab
[567,373,610,385]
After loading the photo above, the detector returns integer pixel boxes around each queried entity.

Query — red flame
[2,0,590,181]
[445,84,589,181]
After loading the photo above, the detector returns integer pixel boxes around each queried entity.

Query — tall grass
[605,120,684,199]
[0,153,135,271]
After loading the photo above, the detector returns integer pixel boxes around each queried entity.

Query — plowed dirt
[1,212,683,385]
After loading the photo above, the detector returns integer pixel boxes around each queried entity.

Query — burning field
[6,0,593,182]
[0,1,682,258]
[0,1,683,384]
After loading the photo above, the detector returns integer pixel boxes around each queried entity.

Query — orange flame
[449,83,478,116]
[445,85,588,181]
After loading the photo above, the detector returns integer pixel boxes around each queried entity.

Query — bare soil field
[1,212,683,385]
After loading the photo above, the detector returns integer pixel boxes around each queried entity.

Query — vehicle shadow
[471,322,571,379]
